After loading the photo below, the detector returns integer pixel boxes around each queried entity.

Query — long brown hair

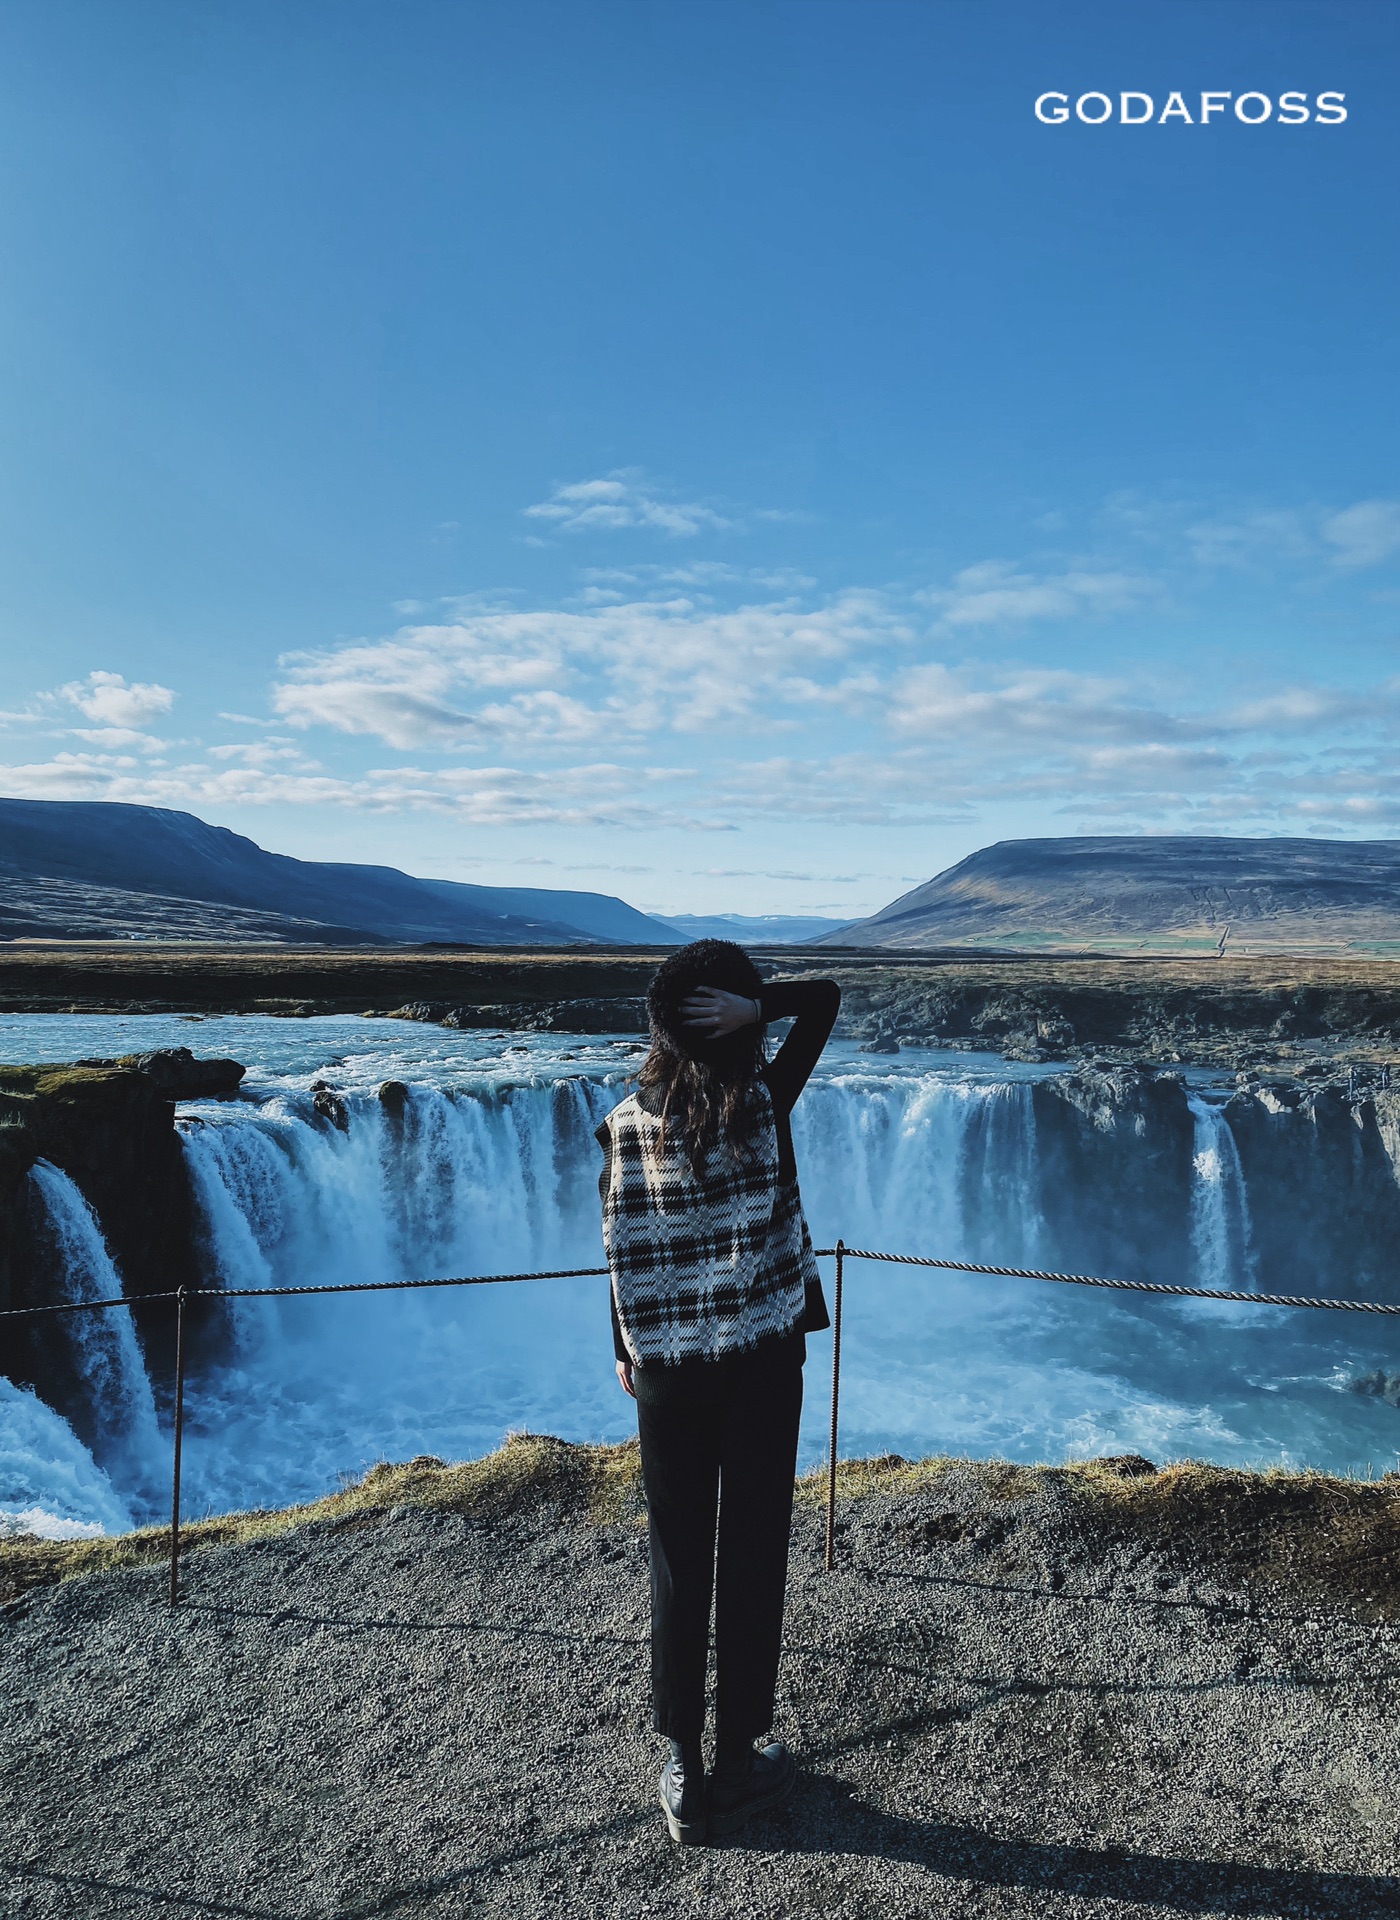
[639,940,768,1174]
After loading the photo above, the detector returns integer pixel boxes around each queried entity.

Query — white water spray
[0,1378,133,1537]
[1187,1096,1257,1294]
[26,1160,166,1517]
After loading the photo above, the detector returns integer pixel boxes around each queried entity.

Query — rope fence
[8,1243,1400,1599]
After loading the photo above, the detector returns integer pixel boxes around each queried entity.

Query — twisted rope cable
[0,1266,611,1318]
[4,1251,1400,1318]
[819,1247,1400,1316]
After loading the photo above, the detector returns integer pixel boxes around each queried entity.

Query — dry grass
[10,1440,1400,1620]
[793,1452,1039,1504]
[1057,1455,1400,1619]
[803,1449,1400,1618]
[0,1433,644,1608]
[0,1063,144,1099]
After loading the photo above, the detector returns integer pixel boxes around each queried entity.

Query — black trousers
[634,1339,804,1745]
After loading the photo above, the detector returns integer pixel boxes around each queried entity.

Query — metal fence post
[169,1287,187,1609]
[824,1239,845,1572]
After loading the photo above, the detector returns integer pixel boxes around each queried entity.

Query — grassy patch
[1058,1456,1400,1619]
[795,1453,1049,1506]
[0,1433,644,1609]
[11,1441,1400,1621]
[801,1449,1400,1617]
[0,1062,143,1100]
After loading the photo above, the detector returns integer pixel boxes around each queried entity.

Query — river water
[5,1012,1400,1537]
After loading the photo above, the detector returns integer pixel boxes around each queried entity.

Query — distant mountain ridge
[659,912,851,946]
[821,836,1400,953]
[0,800,682,946]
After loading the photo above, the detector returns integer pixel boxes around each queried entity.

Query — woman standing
[596,939,840,1845]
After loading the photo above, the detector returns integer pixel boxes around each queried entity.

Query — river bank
[6,945,1400,1074]
[4,1439,1399,1917]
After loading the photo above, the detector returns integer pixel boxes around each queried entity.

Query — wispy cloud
[1322,500,1400,570]
[918,561,1153,631]
[11,480,1400,848]
[890,663,1197,745]
[270,591,913,749]
[1112,492,1400,575]
[523,470,734,538]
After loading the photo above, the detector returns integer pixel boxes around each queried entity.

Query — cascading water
[22,1162,166,1520]
[0,1378,134,1538]
[9,1011,1400,1533]
[173,1078,626,1520]
[1187,1095,1257,1294]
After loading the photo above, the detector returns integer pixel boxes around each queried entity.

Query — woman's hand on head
[680,986,761,1038]
[616,1360,636,1399]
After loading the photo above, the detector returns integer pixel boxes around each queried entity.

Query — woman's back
[601,1078,817,1366]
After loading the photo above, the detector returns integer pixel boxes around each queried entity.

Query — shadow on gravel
[861,1561,1386,1628]
[2,1802,660,1920]
[0,1862,293,1919]
[13,1784,1394,1920]
[740,1773,1400,1917]
[180,1596,649,1650]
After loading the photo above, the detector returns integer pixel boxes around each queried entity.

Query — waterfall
[792,1073,1043,1263]
[14,1028,1400,1526]
[26,1160,166,1517]
[171,1079,626,1519]
[0,1377,133,1538]
[1187,1096,1257,1293]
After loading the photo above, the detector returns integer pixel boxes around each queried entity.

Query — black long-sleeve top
[600,977,842,1368]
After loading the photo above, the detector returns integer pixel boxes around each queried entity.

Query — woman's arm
[598,1119,634,1387]
[758,978,841,1116]
[680,978,841,1115]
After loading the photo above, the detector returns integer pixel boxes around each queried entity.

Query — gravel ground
[4,1461,1400,1920]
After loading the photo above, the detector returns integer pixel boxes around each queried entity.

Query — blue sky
[1,0,1397,920]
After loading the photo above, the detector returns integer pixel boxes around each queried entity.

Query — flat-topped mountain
[823,835,1400,953]
[0,800,681,947]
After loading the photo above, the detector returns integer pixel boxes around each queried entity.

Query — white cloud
[890,663,1197,746]
[578,562,816,592]
[0,744,719,831]
[11,657,1400,839]
[1110,491,1400,576]
[67,727,170,751]
[1223,686,1377,730]
[1185,509,1314,569]
[19,507,1400,848]
[270,591,911,749]
[919,562,1152,631]
[523,471,734,537]
[274,680,487,749]
[206,739,315,767]
[1322,500,1400,570]
[61,671,175,729]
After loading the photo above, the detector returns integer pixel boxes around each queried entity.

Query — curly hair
[638,939,768,1173]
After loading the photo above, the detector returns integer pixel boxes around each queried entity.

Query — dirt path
[4,1456,1400,1918]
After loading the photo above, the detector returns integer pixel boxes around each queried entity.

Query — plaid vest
[599,1085,817,1366]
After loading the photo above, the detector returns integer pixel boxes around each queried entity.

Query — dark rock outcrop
[376,1080,410,1118]
[391,997,648,1035]
[0,1055,246,1430]
[1224,1081,1400,1301]
[311,1085,349,1131]
[108,1048,245,1099]
[781,960,1400,1071]
[1031,1068,1196,1285]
